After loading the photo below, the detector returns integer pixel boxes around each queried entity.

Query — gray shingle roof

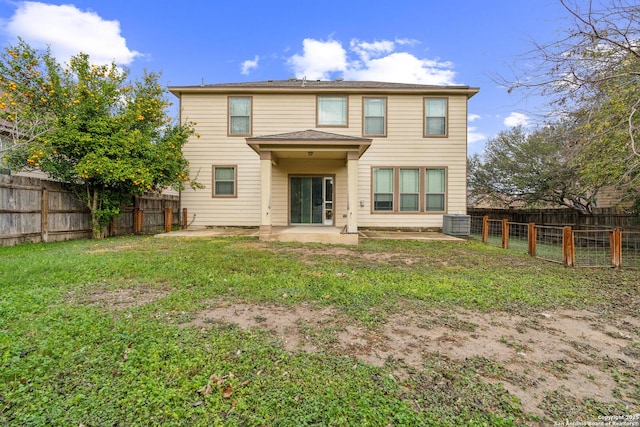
[200,79,469,90]
[169,79,479,96]
[246,129,372,142]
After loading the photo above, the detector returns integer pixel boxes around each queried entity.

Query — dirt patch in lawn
[253,242,423,266]
[86,244,138,254]
[182,301,640,419]
[67,286,169,310]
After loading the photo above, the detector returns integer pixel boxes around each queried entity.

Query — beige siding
[357,95,468,228]
[178,91,469,230]
[180,95,261,227]
[254,94,363,137]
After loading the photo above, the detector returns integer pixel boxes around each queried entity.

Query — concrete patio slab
[155,227,465,244]
[359,230,465,242]
[260,226,358,245]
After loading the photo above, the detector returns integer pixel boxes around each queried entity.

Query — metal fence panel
[534,225,564,264]
[471,215,639,269]
[622,231,640,269]
[573,230,612,267]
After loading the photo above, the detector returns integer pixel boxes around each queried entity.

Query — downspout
[177,91,183,227]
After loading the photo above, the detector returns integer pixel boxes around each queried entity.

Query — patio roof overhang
[246,129,372,162]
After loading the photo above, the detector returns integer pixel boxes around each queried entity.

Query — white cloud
[349,39,395,61]
[503,112,531,127]
[287,37,457,85]
[467,114,485,144]
[467,126,486,144]
[395,38,420,47]
[241,55,259,75]
[3,1,141,66]
[345,52,455,85]
[287,38,348,80]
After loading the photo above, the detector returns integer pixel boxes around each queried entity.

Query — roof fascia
[168,85,480,98]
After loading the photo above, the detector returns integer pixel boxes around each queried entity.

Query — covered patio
[245,130,371,243]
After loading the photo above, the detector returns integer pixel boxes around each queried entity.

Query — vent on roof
[334,77,344,82]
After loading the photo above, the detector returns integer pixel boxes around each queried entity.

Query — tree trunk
[90,188,102,239]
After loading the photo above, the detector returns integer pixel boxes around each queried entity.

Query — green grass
[0,236,638,426]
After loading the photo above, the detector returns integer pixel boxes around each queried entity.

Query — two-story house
[169,79,479,244]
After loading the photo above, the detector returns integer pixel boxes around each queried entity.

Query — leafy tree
[468,126,602,214]
[0,40,201,238]
[501,0,640,207]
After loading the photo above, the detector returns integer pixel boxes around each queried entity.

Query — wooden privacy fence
[470,215,640,269]
[0,175,183,247]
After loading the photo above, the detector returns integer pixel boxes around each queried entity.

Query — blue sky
[0,0,580,155]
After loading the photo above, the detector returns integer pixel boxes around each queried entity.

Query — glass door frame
[289,175,335,226]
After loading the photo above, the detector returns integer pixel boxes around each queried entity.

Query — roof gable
[246,129,372,159]
[246,129,371,142]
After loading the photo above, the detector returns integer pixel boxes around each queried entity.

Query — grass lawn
[0,236,638,426]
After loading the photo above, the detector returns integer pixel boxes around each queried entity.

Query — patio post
[259,151,273,235]
[346,151,359,234]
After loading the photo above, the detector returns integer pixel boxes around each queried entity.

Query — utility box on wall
[443,214,471,236]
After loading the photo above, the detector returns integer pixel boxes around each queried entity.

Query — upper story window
[228,96,252,136]
[363,97,387,136]
[317,95,347,127]
[424,97,447,137]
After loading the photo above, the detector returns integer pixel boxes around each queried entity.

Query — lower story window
[372,166,447,213]
[212,165,236,197]
[373,167,394,211]
[399,168,420,212]
[425,168,446,211]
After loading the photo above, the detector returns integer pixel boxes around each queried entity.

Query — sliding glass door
[290,177,333,225]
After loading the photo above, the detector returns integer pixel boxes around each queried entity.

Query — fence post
[482,215,489,243]
[610,228,622,268]
[182,208,188,229]
[41,188,49,243]
[110,216,117,237]
[528,222,537,257]
[562,226,575,267]
[133,208,138,234]
[164,207,172,233]
[133,208,143,234]
[502,219,510,249]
